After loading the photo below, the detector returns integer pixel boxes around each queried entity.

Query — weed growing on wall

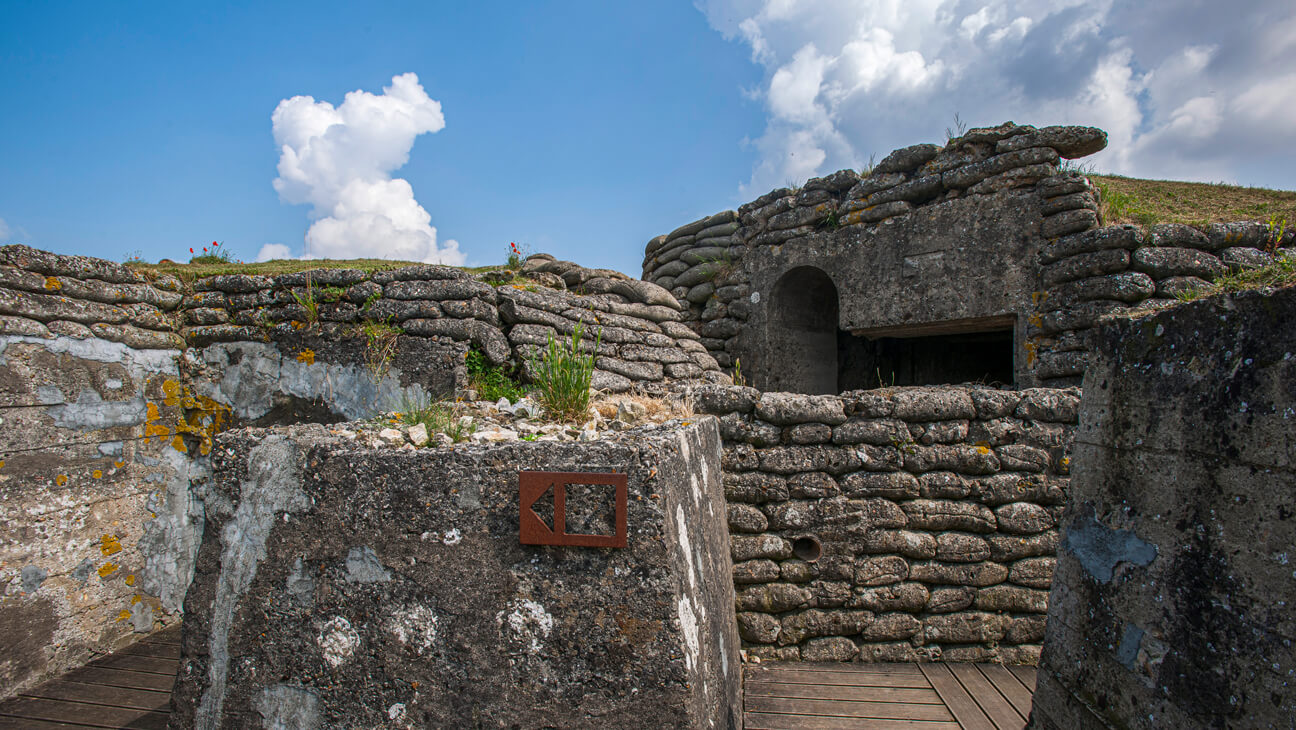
[466,349,528,403]
[288,274,320,324]
[1266,216,1289,253]
[1173,251,1296,302]
[944,112,968,142]
[397,392,475,442]
[361,320,401,378]
[507,241,530,269]
[189,241,236,264]
[319,285,347,303]
[529,323,599,422]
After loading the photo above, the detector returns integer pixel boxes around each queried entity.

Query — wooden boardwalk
[745,661,1036,730]
[1,631,1035,729]
[0,625,179,729]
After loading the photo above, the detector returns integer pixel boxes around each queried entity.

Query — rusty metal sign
[519,471,627,548]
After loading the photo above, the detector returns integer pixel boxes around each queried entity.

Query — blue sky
[2,1,1294,276]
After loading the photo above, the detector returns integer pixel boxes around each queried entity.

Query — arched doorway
[767,267,839,394]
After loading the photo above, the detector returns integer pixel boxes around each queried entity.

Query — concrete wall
[0,247,198,698]
[171,419,741,729]
[1030,285,1296,728]
[690,383,1077,664]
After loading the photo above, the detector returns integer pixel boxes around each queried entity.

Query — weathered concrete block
[1031,286,1296,729]
[172,420,740,729]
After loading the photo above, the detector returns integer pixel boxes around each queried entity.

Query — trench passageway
[745,661,1036,730]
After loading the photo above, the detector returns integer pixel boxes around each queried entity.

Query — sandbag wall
[1029,221,1295,384]
[689,383,1077,664]
[179,256,724,397]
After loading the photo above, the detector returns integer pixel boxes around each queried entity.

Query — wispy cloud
[270,73,463,264]
[0,217,10,242]
[698,0,1296,193]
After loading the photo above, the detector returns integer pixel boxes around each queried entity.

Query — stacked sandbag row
[0,244,183,349]
[642,211,743,307]
[497,285,727,393]
[180,264,512,365]
[643,123,1109,367]
[1030,221,1296,384]
[176,255,723,392]
[688,383,1078,664]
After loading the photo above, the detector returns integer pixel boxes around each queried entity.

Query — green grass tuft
[528,323,598,422]
[1173,252,1296,303]
[466,349,529,403]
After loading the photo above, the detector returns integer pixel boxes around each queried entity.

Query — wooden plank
[142,626,182,645]
[1008,665,1037,692]
[0,697,168,730]
[977,664,1034,719]
[747,695,955,722]
[746,680,944,705]
[117,642,181,661]
[88,654,178,675]
[751,663,922,679]
[745,668,931,688]
[745,711,959,730]
[21,680,170,712]
[0,717,91,729]
[919,663,996,730]
[947,663,1025,730]
[61,667,175,693]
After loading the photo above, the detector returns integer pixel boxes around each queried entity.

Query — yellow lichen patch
[175,390,231,456]
[0,460,5,469]
[976,446,992,455]
[171,435,188,454]
[144,422,171,438]
[1023,341,1039,367]
[161,378,182,407]
[55,474,68,486]
[1031,291,1050,306]
[125,574,136,586]
[130,595,141,605]
[43,276,62,291]
[92,469,103,479]
[100,535,123,556]
[114,461,125,469]
[116,609,132,622]
[296,349,316,365]
[98,562,119,578]
[146,402,162,422]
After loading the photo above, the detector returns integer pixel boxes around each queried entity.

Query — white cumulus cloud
[255,243,293,262]
[272,73,463,264]
[698,0,1296,192]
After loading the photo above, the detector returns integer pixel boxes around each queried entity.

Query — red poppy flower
[189,248,194,254]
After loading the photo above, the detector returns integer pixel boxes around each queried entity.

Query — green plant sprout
[528,322,599,422]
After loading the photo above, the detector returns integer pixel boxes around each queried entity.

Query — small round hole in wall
[792,535,822,563]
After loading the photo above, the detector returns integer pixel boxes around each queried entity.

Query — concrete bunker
[769,265,1016,393]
